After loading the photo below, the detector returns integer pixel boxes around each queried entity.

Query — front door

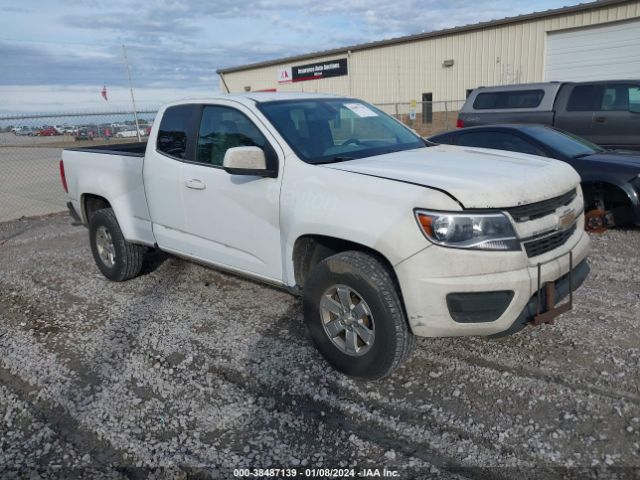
[591,83,640,149]
[180,102,284,282]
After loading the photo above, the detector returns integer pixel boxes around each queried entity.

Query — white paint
[344,103,378,117]
[63,92,590,338]
[545,19,640,82]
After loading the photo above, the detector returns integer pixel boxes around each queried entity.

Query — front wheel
[89,208,145,281]
[303,251,414,380]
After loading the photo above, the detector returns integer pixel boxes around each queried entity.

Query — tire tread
[90,208,145,281]
[307,250,414,379]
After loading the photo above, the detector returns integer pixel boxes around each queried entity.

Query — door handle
[594,116,607,123]
[184,179,206,190]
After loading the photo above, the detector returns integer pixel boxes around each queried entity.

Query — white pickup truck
[61,93,590,379]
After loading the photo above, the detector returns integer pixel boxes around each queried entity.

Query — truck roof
[166,92,343,108]
[473,82,564,91]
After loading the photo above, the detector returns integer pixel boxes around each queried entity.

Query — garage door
[544,19,640,81]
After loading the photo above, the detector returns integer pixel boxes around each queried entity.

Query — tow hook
[533,251,573,326]
[584,208,613,233]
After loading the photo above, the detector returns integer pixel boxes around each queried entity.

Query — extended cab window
[156,104,200,159]
[472,90,544,110]
[457,131,545,156]
[567,85,604,111]
[197,106,270,166]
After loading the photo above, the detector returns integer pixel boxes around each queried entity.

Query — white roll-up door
[544,19,640,82]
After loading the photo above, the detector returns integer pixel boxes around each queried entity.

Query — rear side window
[457,131,545,156]
[157,105,200,159]
[566,85,604,112]
[473,90,544,110]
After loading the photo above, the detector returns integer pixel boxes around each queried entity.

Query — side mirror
[223,146,277,178]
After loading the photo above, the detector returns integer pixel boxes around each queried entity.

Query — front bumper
[490,257,589,337]
[395,226,590,337]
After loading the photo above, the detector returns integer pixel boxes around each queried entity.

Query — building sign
[292,58,348,82]
[276,58,348,84]
[277,67,292,84]
[409,99,417,121]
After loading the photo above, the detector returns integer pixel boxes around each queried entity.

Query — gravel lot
[0,213,639,479]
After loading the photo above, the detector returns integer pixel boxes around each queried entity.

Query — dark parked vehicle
[74,128,93,141]
[459,81,640,151]
[429,125,640,230]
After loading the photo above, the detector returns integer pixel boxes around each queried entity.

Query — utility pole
[122,44,142,142]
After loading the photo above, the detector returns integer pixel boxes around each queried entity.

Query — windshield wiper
[573,153,593,159]
[314,156,355,164]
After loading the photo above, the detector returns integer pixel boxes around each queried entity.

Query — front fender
[279,159,462,286]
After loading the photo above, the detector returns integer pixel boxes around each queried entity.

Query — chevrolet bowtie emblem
[558,209,576,230]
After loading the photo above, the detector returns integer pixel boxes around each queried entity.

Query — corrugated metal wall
[220,1,640,104]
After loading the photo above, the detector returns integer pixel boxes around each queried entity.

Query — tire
[303,251,415,380]
[89,208,145,281]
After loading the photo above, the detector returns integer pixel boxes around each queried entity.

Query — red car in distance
[38,127,61,136]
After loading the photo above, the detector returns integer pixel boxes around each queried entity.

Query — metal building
[217,0,640,106]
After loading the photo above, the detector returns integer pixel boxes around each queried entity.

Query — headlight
[415,210,519,251]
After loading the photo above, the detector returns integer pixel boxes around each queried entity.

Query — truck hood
[323,145,580,208]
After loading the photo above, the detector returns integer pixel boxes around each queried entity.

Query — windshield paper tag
[344,103,378,118]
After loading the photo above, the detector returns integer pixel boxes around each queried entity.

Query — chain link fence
[375,100,465,137]
[0,100,464,222]
[0,110,158,222]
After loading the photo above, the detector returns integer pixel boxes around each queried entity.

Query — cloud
[0,0,568,111]
[0,85,215,114]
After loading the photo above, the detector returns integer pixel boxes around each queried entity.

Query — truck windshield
[523,126,605,158]
[257,99,426,164]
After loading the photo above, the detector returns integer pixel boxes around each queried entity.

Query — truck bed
[62,140,154,245]
[65,141,147,157]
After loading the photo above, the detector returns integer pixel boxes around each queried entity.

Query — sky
[0,0,576,113]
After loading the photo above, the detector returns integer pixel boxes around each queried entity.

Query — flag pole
[122,44,142,142]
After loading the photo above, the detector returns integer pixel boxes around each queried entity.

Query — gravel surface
[0,213,639,479]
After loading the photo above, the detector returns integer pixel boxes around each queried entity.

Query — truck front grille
[506,189,577,223]
[522,223,577,258]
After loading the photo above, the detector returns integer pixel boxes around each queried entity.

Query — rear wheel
[303,251,414,380]
[89,208,145,281]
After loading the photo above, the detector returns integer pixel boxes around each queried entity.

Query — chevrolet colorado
[61,93,590,379]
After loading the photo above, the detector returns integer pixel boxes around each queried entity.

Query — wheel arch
[81,193,112,225]
[292,234,404,304]
[581,179,638,226]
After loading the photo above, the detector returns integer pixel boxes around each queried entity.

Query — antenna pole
[122,44,142,142]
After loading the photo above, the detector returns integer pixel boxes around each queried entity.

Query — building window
[422,93,433,124]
